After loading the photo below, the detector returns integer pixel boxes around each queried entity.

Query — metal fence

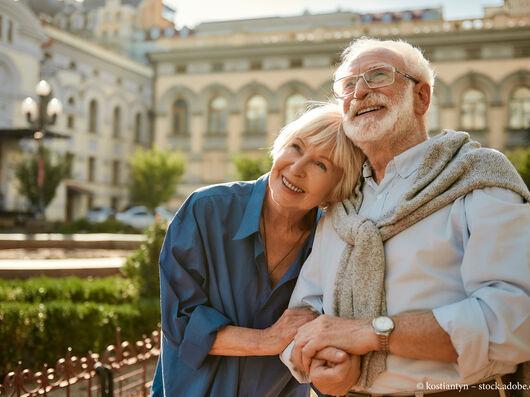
[0,327,160,397]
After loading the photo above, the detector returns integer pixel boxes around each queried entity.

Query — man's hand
[292,314,377,374]
[310,348,361,396]
[263,308,319,355]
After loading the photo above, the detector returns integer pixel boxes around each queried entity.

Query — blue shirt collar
[233,173,269,240]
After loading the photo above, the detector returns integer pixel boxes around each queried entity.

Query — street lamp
[21,79,63,219]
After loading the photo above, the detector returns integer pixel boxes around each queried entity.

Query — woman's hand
[263,308,319,355]
[310,348,360,396]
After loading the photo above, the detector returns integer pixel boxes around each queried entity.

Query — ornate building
[0,0,529,220]
[149,3,530,200]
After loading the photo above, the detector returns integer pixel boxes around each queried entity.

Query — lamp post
[21,80,62,220]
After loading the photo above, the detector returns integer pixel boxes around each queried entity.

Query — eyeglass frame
[333,66,420,99]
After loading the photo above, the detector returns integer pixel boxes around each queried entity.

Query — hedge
[0,298,160,374]
[0,276,138,304]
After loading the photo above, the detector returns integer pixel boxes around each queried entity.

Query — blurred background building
[0,0,529,221]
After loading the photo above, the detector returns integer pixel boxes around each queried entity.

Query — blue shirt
[151,174,320,397]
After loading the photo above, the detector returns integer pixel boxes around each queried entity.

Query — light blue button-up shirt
[151,174,320,397]
[283,137,530,394]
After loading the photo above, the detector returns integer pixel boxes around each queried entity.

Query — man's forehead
[346,48,404,72]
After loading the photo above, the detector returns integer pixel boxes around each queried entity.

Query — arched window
[285,94,306,124]
[427,93,440,133]
[208,96,227,134]
[88,99,98,133]
[508,86,530,130]
[113,106,121,138]
[172,99,188,135]
[461,88,487,131]
[134,112,142,143]
[246,95,267,134]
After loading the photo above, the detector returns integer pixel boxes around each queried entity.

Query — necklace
[261,211,309,276]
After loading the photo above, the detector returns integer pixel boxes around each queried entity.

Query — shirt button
[377,194,382,200]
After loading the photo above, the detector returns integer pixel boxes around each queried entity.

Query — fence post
[94,362,114,397]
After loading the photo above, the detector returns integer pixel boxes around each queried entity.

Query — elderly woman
[151,103,364,397]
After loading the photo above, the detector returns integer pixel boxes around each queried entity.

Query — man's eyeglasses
[333,66,419,99]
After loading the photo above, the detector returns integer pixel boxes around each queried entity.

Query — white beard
[343,87,415,145]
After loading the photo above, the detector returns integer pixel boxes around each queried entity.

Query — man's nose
[352,77,371,100]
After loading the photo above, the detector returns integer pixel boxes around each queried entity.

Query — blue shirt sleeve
[159,194,232,370]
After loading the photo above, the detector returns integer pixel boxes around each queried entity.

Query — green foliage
[506,146,530,189]
[0,298,160,373]
[14,146,73,212]
[122,222,166,298]
[55,218,137,234]
[128,145,186,212]
[0,276,138,304]
[232,153,273,181]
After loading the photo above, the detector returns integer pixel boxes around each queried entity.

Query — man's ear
[414,82,431,116]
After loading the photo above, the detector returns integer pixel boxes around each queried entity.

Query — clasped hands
[290,314,375,396]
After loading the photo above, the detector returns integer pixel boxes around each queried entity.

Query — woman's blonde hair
[271,102,364,204]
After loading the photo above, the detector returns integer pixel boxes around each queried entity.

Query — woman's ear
[414,82,431,116]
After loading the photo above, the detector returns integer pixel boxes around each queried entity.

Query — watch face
[374,316,394,332]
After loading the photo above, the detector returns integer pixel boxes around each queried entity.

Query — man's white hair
[335,37,435,92]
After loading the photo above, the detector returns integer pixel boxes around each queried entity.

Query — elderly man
[281,38,530,397]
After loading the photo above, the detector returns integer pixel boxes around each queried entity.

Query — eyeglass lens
[334,66,395,97]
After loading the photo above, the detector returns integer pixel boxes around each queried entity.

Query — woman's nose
[291,157,307,176]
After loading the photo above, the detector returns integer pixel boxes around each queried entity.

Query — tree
[122,221,166,298]
[15,146,72,213]
[506,146,530,189]
[232,153,273,181]
[128,145,186,211]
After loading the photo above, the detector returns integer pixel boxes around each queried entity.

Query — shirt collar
[233,173,269,240]
[392,138,430,179]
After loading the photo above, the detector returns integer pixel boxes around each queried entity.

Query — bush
[55,218,137,234]
[0,298,160,374]
[232,153,272,181]
[122,222,166,298]
[0,276,138,304]
[506,146,530,189]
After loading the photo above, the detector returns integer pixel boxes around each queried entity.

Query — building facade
[0,0,529,220]
[0,0,152,221]
[149,6,530,200]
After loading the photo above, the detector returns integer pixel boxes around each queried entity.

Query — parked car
[85,206,115,223]
[115,206,173,231]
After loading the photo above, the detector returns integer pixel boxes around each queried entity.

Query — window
[111,160,120,185]
[134,112,142,142]
[175,65,187,74]
[172,99,188,135]
[427,93,440,133]
[67,114,75,129]
[113,106,121,138]
[246,95,267,134]
[208,96,227,134]
[285,94,306,124]
[461,88,487,131]
[212,63,223,72]
[0,15,3,40]
[508,86,530,130]
[250,61,262,71]
[88,100,98,133]
[88,157,95,182]
[290,59,302,69]
[7,19,13,43]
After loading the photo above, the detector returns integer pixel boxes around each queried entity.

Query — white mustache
[348,93,393,117]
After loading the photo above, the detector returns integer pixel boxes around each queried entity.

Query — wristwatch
[372,316,395,352]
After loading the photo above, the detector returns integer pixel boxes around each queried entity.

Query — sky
[172,0,504,28]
